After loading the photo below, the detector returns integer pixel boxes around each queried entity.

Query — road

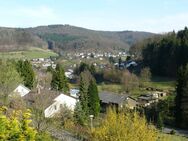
[163,127,188,138]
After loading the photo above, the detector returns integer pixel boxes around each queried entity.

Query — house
[99,91,137,111]
[65,72,73,79]
[70,88,80,98]
[125,61,137,68]
[137,94,158,107]
[152,91,167,98]
[44,93,78,118]
[13,84,31,97]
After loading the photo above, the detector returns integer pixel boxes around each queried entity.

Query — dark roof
[99,91,129,105]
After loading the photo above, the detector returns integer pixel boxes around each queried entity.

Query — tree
[175,65,188,128]
[79,71,91,123]
[140,67,152,87]
[88,79,100,117]
[90,64,96,75]
[74,101,86,126]
[0,107,37,140]
[90,108,162,141]
[51,63,69,93]
[121,70,139,92]
[109,57,115,64]
[17,60,35,89]
[118,57,122,68]
[0,107,55,141]
[0,61,22,104]
[157,112,163,130]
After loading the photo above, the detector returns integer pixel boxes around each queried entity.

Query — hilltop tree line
[141,27,188,77]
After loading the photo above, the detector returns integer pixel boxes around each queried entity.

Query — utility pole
[89,115,94,129]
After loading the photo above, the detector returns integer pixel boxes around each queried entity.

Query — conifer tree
[51,64,69,93]
[175,65,188,128]
[79,71,90,121]
[74,101,86,125]
[17,60,35,89]
[88,79,100,117]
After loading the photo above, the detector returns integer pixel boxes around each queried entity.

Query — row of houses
[31,58,56,69]
[13,84,167,118]
[67,52,128,60]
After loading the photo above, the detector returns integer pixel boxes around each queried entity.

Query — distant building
[44,93,78,118]
[138,94,158,107]
[13,84,31,97]
[99,91,137,111]
[70,88,80,98]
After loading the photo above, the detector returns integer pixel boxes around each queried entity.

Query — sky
[0,0,188,33]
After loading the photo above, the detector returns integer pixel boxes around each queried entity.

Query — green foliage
[142,27,188,77]
[0,60,22,103]
[74,102,86,125]
[88,79,100,117]
[77,70,100,125]
[51,63,69,93]
[175,64,188,128]
[75,62,96,75]
[17,60,35,89]
[109,56,115,64]
[78,71,91,123]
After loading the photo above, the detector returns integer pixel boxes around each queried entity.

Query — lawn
[97,77,176,98]
[0,47,58,59]
[98,84,122,93]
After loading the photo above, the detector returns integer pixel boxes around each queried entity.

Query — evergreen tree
[17,60,35,89]
[51,64,69,93]
[157,112,163,130]
[118,57,122,68]
[79,71,90,121]
[175,65,188,128]
[90,64,96,75]
[74,101,86,125]
[88,79,100,117]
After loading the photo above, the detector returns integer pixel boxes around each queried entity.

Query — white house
[13,84,31,97]
[44,94,77,118]
[65,71,73,79]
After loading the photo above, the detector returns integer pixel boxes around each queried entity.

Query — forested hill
[131,27,188,77]
[26,25,155,52]
[0,27,47,52]
[0,25,154,52]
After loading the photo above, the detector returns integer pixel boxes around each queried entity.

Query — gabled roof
[99,91,129,105]
[13,84,31,97]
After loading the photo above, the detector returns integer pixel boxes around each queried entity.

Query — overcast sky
[0,0,188,33]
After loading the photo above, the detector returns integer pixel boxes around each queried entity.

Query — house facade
[99,91,137,111]
[44,93,78,118]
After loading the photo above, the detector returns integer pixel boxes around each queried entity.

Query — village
[13,68,167,119]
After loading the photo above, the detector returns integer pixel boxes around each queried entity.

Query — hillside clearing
[0,47,58,59]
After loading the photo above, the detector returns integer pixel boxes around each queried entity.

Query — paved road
[163,127,188,138]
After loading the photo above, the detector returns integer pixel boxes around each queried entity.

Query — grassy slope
[0,47,58,59]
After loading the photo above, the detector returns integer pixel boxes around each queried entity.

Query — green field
[0,47,58,59]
